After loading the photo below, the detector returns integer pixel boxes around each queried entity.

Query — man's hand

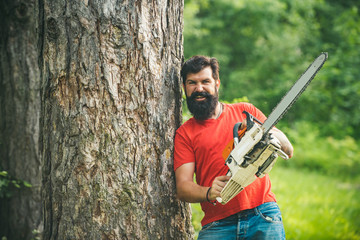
[242,118,293,158]
[176,162,229,203]
[208,175,230,201]
[269,128,294,158]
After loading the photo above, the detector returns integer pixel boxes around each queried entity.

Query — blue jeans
[197,202,285,240]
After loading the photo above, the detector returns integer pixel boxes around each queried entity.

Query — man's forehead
[186,67,213,81]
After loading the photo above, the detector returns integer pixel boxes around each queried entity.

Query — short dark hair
[181,55,220,85]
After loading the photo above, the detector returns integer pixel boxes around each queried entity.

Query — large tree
[1,0,193,239]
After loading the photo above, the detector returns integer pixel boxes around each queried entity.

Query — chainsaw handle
[233,111,264,146]
[233,122,246,146]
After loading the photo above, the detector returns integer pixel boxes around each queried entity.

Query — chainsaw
[216,53,328,204]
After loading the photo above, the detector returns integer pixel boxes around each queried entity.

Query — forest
[183,0,360,239]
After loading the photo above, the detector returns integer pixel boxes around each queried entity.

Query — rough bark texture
[39,0,193,239]
[0,1,43,239]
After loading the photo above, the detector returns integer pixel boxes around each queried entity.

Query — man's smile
[195,95,206,101]
[189,91,210,102]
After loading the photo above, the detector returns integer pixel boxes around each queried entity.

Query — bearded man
[174,55,293,239]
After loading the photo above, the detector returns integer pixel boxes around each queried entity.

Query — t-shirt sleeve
[242,103,282,131]
[240,102,267,123]
[173,129,195,171]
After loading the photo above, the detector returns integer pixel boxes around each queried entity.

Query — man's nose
[194,83,204,92]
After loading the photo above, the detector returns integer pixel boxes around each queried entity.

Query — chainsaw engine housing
[216,116,288,204]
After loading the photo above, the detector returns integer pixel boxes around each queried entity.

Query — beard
[186,90,219,121]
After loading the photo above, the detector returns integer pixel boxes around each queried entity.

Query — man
[174,55,293,239]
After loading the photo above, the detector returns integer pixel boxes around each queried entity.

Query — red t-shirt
[174,103,277,226]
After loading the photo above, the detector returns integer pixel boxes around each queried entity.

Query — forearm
[176,180,209,203]
[175,162,230,203]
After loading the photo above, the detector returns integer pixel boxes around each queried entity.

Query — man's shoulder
[225,102,256,112]
[176,117,196,133]
[225,102,267,123]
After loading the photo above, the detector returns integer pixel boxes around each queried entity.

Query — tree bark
[0,1,43,239]
[40,0,193,239]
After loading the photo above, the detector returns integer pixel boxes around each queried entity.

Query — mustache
[188,91,212,100]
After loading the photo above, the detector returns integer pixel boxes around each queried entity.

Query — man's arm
[175,162,230,202]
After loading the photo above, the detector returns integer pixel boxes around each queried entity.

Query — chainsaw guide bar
[262,52,328,134]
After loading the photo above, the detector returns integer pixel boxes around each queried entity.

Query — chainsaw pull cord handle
[233,122,242,146]
[233,111,257,146]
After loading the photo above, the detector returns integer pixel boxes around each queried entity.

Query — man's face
[184,67,220,120]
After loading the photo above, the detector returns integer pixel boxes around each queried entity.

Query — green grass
[191,203,204,239]
[191,166,360,239]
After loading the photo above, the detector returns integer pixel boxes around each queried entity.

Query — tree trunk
[0,1,43,239]
[40,0,193,239]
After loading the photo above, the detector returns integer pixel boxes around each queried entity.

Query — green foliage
[184,0,360,139]
[181,93,192,123]
[0,170,32,198]
[222,96,249,104]
[191,203,203,239]
[277,121,360,180]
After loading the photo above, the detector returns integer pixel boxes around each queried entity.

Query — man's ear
[216,78,221,89]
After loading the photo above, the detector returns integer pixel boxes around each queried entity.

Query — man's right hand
[208,175,230,201]
[175,162,233,203]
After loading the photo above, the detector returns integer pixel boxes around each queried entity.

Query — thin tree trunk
[39,0,193,239]
[0,1,43,239]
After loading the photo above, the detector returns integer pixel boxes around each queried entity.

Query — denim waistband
[236,207,257,218]
[223,202,277,222]
[223,207,257,221]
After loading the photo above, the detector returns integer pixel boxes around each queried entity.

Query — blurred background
[182,0,360,239]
